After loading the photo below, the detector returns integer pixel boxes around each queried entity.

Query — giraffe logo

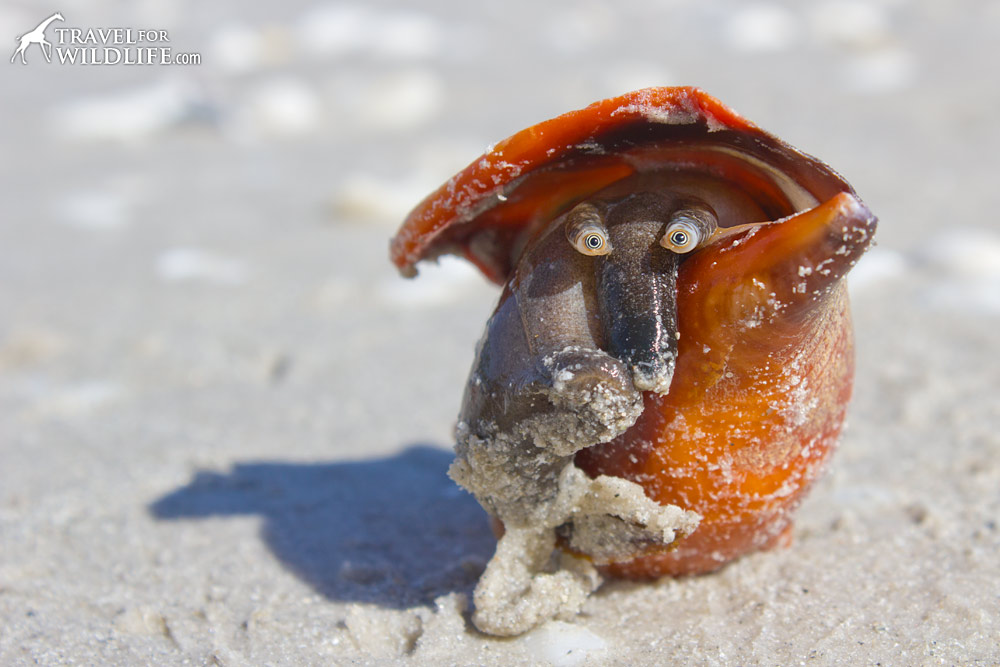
[11,12,65,65]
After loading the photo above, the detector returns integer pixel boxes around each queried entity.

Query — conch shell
[391,87,876,636]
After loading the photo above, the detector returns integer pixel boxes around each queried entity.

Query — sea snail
[390,87,876,636]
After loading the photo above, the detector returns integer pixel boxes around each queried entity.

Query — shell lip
[390,87,861,284]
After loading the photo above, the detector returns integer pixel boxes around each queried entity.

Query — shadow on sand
[149,445,495,609]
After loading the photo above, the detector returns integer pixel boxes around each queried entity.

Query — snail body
[391,88,876,635]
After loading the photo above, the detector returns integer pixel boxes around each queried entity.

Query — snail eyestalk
[660,202,718,253]
[565,202,613,256]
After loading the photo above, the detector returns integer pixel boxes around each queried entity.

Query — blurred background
[2,0,998,663]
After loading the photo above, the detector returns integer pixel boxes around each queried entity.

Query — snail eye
[583,232,606,251]
[571,227,611,256]
[661,221,701,253]
[565,203,612,256]
[660,203,719,254]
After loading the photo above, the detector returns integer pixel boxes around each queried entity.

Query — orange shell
[390,86,856,284]
[393,88,877,584]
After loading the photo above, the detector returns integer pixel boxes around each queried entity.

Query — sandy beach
[2,1,998,664]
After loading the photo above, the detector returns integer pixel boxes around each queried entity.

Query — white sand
[2,1,998,664]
